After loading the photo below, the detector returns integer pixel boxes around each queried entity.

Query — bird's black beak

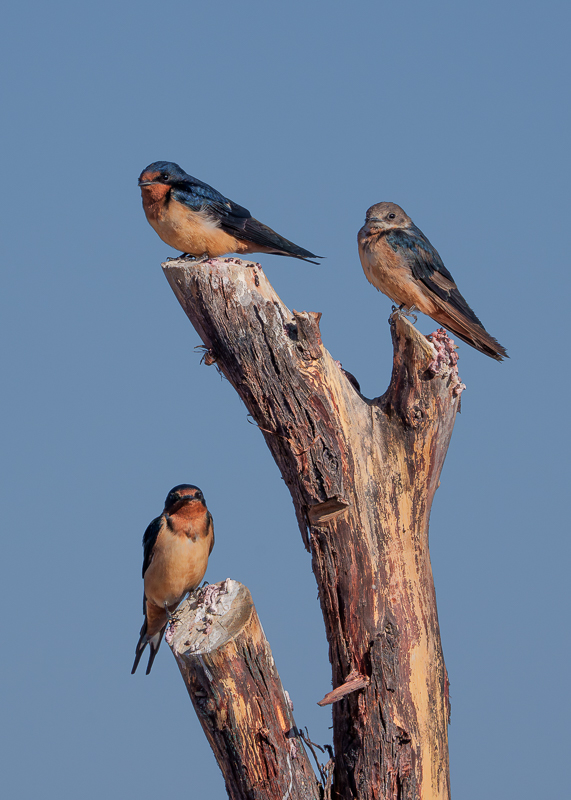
[138,178,156,186]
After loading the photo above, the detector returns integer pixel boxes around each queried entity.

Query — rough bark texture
[166,580,320,800]
[163,256,462,800]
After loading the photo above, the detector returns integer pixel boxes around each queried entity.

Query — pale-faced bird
[358,202,507,360]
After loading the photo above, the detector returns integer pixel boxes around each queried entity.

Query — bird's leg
[165,253,201,263]
[398,304,418,323]
[188,582,207,602]
[164,601,173,621]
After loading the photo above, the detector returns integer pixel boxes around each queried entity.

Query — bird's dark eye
[162,173,169,181]
[388,213,396,220]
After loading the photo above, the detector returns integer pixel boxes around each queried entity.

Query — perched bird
[358,202,507,360]
[131,484,214,675]
[138,161,320,264]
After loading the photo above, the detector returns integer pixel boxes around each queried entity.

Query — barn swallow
[138,161,321,264]
[358,202,508,360]
[131,484,214,675]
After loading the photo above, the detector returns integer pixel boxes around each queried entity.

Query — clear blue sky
[2,1,569,797]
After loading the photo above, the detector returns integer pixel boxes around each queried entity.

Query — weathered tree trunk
[163,256,462,800]
[166,580,321,800]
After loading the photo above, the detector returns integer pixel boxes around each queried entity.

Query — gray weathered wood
[167,580,321,800]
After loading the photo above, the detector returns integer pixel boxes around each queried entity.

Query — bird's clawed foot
[165,253,210,263]
[181,252,210,263]
[391,304,418,323]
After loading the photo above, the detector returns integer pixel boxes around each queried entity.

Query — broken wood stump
[166,580,321,800]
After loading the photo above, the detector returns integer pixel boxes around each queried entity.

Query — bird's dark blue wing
[172,180,251,219]
[207,510,215,556]
[141,515,164,578]
[218,212,313,257]
[386,226,454,284]
[172,179,318,261]
[386,226,484,327]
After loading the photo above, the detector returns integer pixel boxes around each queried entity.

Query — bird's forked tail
[131,619,165,675]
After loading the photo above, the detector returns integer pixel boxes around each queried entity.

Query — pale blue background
[2,1,569,797]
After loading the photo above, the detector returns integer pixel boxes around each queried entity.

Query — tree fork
[163,256,462,799]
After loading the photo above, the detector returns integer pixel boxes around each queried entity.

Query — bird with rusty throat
[358,202,508,360]
[138,161,321,264]
[131,484,214,675]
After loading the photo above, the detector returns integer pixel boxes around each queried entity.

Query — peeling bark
[163,256,460,799]
[167,580,320,800]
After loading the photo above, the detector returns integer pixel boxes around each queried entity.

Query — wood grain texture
[163,256,462,799]
[167,580,320,800]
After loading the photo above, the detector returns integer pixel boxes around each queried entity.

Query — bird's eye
[388,213,396,220]
[162,173,169,181]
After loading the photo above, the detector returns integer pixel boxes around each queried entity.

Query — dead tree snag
[163,256,461,800]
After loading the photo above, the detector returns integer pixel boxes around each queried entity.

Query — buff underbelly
[359,248,438,315]
[144,533,209,607]
[150,202,241,257]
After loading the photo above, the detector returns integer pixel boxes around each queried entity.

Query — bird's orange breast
[142,194,243,257]
[358,232,439,315]
[143,525,211,608]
